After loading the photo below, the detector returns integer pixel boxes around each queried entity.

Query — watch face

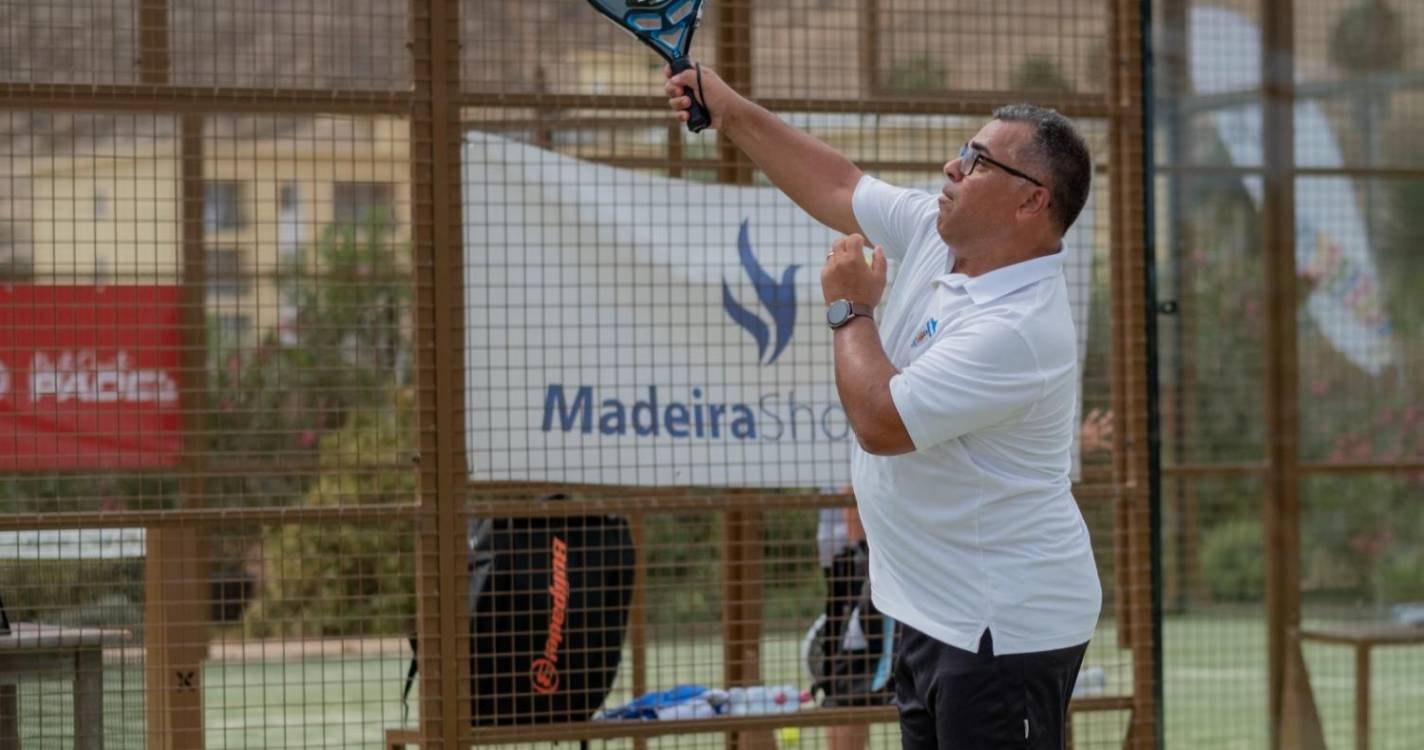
[827,299,851,327]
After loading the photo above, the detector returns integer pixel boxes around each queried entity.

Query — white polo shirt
[849,175,1101,655]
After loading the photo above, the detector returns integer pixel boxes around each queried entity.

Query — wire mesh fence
[457,0,1148,748]
[0,0,1416,748]
[8,0,1138,747]
[1154,0,1424,748]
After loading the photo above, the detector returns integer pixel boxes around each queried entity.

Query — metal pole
[139,4,209,746]
[1261,0,1301,745]
[1138,0,1166,745]
[1159,0,1199,614]
[1111,0,1159,744]
[411,0,471,745]
[715,0,754,186]
[860,0,880,98]
[709,5,767,748]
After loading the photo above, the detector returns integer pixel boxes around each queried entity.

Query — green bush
[1201,519,1265,602]
[885,54,946,91]
[1377,546,1424,604]
[1010,57,1074,93]
[207,212,411,510]
[761,509,822,623]
[241,397,416,638]
[640,505,824,627]
[1378,552,1424,603]
[643,511,722,626]
[1381,168,1424,327]
[1328,0,1405,75]
[0,559,145,633]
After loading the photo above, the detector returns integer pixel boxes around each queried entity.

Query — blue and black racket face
[585,0,704,63]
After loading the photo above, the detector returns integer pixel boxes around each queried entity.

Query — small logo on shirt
[910,318,938,348]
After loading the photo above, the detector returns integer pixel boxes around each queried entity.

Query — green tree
[1380,169,1424,325]
[242,393,416,638]
[1200,519,1265,602]
[1328,0,1405,75]
[205,212,413,627]
[207,211,411,509]
[1175,164,1268,463]
[885,54,946,92]
[1010,57,1074,94]
[1328,1,1407,242]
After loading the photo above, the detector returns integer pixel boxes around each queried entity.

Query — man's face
[935,120,1045,251]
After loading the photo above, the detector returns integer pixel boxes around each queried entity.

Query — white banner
[1191,5,1397,375]
[464,131,1093,487]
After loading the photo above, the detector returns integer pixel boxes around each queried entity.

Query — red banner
[0,285,184,470]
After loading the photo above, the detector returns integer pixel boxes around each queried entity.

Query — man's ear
[1018,186,1051,219]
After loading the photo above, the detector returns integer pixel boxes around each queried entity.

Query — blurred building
[25,117,410,349]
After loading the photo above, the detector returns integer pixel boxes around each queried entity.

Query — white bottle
[1072,666,1106,697]
[726,684,805,716]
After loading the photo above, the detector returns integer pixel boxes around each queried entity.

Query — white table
[0,623,126,750]
[1298,623,1424,750]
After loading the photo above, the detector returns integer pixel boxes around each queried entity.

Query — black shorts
[892,623,1087,749]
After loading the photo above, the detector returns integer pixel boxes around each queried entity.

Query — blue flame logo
[721,220,799,365]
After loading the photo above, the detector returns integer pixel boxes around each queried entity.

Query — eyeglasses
[958,143,1046,188]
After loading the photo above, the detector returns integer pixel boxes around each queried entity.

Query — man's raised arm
[665,64,864,237]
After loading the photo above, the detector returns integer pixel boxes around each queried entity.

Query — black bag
[402,503,636,726]
[804,541,895,707]
[468,511,636,725]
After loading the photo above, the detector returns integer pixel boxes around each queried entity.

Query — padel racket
[584,0,712,133]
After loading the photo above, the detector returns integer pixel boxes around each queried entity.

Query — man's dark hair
[991,103,1092,234]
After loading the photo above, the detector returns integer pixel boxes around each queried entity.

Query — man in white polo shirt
[664,65,1100,749]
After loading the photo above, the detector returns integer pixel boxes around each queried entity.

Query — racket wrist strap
[690,63,709,118]
[671,58,712,132]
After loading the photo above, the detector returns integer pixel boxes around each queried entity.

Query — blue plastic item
[595,684,727,721]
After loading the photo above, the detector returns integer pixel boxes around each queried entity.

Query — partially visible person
[812,491,892,750]
[1079,408,1114,454]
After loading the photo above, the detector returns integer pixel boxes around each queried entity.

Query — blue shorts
[892,624,1088,749]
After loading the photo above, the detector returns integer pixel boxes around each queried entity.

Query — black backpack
[804,541,895,706]
[404,501,636,725]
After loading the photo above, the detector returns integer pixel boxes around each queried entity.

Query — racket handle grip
[670,57,712,133]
